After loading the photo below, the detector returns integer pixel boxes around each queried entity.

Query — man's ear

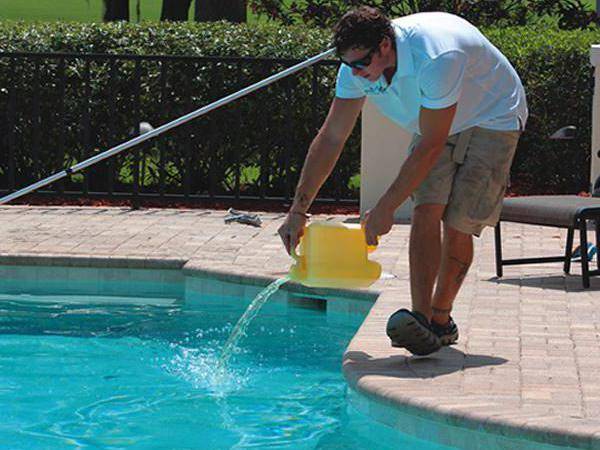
[380,36,393,55]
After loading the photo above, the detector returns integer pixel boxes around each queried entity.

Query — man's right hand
[278,212,308,255]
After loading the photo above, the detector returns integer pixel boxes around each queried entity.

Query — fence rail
[0,52,360,205]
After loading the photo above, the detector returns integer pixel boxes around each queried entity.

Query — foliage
[0,20,329,56]
[250,0,599,30]
[0,20,598,198]
[485,24,598,193]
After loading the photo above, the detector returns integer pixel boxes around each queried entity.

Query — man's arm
[290,96,365,213]
[364,103,457,245]
[279,96,365,254]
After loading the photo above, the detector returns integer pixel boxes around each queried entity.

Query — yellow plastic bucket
[289,221,381,288]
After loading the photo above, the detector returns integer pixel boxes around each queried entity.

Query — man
[278,6,527,356]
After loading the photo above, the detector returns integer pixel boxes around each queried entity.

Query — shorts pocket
[468,168,507,223]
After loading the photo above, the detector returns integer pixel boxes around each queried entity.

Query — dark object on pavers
[224,208,262,227]
[494,195,600,288]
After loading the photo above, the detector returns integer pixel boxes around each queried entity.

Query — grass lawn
[0,0,262,23]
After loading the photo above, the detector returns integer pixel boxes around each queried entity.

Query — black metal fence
[0,52,361,205]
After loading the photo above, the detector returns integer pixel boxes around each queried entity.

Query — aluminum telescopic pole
[0,48,336,205]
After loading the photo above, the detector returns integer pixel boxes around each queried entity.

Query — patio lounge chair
[494,195,600,288]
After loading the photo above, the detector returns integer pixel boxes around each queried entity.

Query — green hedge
[0,21,331,56]
[0,20,598,197]
[485,26,598,194]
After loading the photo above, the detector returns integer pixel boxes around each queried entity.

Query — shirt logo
[364,84,389,95]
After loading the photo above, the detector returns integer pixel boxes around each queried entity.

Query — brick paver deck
[1,206,599,449]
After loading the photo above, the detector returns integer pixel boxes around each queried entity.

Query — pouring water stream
[217,277,289,371]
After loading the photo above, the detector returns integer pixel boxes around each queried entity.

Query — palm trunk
[103,0,130,21]
[194,0,246,23]
[160,0,193,21]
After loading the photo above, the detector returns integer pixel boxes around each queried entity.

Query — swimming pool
[0,265,453,449]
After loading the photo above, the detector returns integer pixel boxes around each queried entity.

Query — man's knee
[413,203,445,226]
[443,223,473,243]
[443,224,474,267]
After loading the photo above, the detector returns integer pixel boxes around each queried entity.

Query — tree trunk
[195,0,247,23]
[160,0,193,21]
[103,0,130,21]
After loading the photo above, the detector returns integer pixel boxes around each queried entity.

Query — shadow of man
[344,346,507,381]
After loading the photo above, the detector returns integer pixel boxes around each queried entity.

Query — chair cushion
[500,195,600,227]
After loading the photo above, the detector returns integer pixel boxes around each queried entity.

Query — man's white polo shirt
[335,12,528,135]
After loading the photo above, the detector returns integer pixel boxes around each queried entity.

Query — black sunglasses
[338,46,378,70]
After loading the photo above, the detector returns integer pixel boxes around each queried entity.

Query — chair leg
[494,222,503,278]
[564,227,574,274]
[579,220,590,289]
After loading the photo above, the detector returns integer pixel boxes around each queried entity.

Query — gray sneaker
[386,309,442,356]
[430,316,459,346]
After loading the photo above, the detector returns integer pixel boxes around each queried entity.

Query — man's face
[339,39,390,81]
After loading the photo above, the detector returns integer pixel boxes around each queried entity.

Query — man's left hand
[363,202,394,246]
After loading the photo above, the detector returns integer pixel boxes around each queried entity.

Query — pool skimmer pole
[0,48,336,206]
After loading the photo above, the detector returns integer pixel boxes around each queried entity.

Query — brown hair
[333,6,395,55]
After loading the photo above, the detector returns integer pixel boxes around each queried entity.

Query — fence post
[159,61,167,199]
[7,58,17,192]
[132,59,141,210]
[82,58,91,196]
[57,57,66,195]
[107,60,118,197]
[32,58,42,184]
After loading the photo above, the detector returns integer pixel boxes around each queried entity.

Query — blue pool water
[0,277,454,449]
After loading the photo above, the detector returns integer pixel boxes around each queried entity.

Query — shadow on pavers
[344,347,507,379]
[488,274,600,292]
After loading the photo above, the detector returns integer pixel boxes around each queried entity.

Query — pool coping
[343,287,600,450]
[1,252,599,449]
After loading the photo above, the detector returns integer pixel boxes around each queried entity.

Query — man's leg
[432,127,520,326]
[386,136,456,354]
[431,224,473,325]
[409,203,446,320]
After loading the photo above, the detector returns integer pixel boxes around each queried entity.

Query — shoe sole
[386,311,442,356]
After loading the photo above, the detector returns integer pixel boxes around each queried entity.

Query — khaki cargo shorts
[411,126,521,237]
